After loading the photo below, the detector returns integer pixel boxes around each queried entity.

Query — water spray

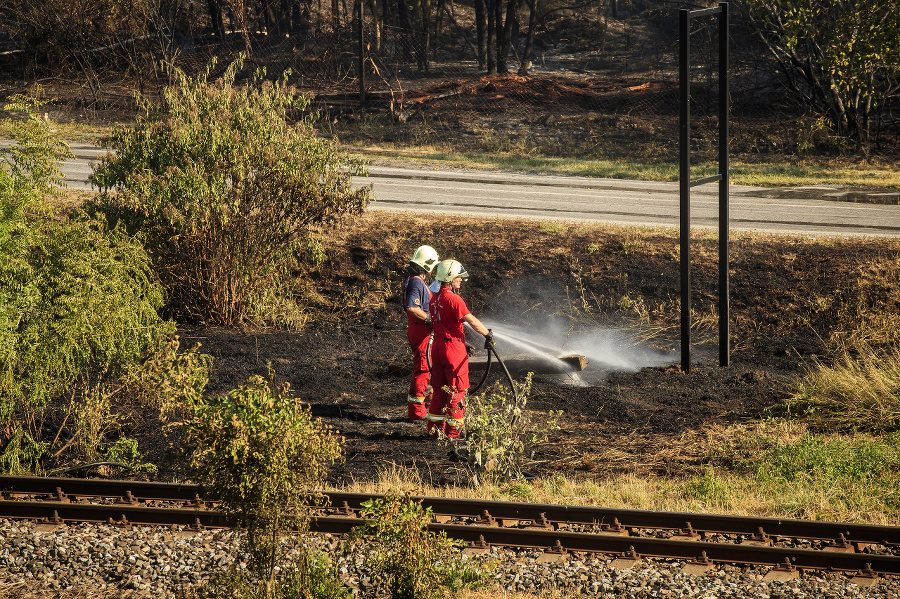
[480,319,676,386]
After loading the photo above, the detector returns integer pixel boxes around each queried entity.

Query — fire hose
[470,335,518,400]
[426,331,519,402]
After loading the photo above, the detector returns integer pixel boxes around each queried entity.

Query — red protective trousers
[426,337,469,439]
[406,323,432,419]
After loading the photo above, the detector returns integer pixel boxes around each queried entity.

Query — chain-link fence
[1,0,896,157]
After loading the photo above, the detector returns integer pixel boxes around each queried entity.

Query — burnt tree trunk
[496,0,518,74]
[208,0,226,36]
[486,0,497,73]
[474,0,487,69]
[517,0,536,75]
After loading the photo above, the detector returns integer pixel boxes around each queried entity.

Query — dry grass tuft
[787,340,900,432]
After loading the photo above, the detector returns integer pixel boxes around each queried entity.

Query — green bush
[1,95,73,411]
[345,494,487,599]
[278,551,351,599]
[92,55,372,326]
[1,96,187,472]
[63,334,210,467]
[462,373,561,485]
[182,372,344,593]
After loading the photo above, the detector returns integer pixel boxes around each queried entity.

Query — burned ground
[175,211,900,488]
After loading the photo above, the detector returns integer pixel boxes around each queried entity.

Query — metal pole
[718,2,730,367]
[679,9,691,373]
[358,0,366,105]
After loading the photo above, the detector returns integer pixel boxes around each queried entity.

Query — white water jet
[478,318,677,386]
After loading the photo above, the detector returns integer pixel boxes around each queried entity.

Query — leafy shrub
[92,55,372,326]
[0,93,71,205]
[278,551,351,599]
[182,372,344,592]
[1,95,72,411]
[2,214,177,457]
[345,494,487,599]
[62,335,210,467]
[0,427,47,474]
[462,373,561,484]
[1,96,187,472]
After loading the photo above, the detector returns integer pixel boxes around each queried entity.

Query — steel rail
[0,499,227,528]
[318,516,899,575]
[3,499,897,575]
[320,492,900,547]
[1,476,897,548]
[0,476,204,503]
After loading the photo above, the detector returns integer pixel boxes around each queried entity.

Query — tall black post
[680,3,730,372]
[679,8,691,373]
[718,1,730,367]
[358,0,366,105]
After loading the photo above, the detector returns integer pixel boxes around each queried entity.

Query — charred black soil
[175,211,900,488]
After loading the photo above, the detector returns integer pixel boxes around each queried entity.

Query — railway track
[0,475,896,581]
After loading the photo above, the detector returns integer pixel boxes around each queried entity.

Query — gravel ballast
[0,520,897,598]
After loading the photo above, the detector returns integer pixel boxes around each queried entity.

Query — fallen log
[468,354,587,375]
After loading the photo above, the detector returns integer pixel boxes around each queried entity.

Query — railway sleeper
[116,490,138,505]
[851,564,881,588]
[105,514,132,528]
[679,550,715,575]
[536,540,568,563]
[823,533,855,553]
[600,518,628,536]
[673,521,701,541]
[610,545,642,569]
[743,526,773,547]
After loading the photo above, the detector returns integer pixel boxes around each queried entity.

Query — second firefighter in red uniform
[426,259,492,439]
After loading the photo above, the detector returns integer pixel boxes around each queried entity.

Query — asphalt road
[54,143,900,238]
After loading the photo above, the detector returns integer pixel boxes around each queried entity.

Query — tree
[517,0,538,75]
[745,0,900,147]
[92,55,372,326]
[476,0,521,75]
[0,0,191,96]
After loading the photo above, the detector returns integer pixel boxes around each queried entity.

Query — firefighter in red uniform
[426,259,492,439]
[402,245,440,420]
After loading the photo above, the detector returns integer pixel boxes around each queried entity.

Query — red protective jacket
[426,287,471,438]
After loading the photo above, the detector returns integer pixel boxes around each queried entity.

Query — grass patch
[11,112,900,190]
[343,144,900,189]
[332,438,900,525]
[700,421,900,522]
[781,341,900,432]
[730,158,900,189]
[0,118,111,143]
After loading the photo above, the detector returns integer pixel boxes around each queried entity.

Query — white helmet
[435,259,469,283]
[410,245,439,272]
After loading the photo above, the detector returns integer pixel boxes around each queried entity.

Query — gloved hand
[466,342,476,357]
[424,314,432,325]
[483,330,494,349]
